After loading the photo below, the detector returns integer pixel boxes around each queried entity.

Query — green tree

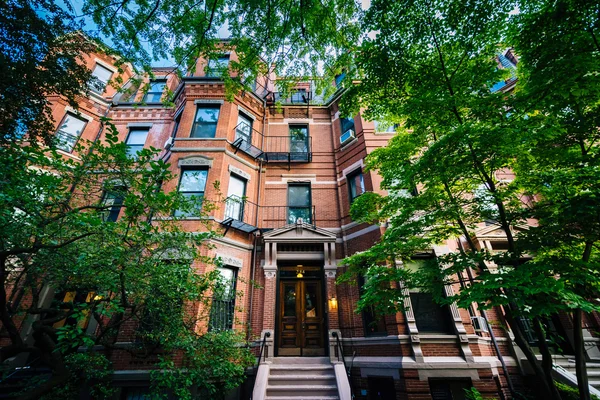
[509,1,600,399]
[82,0,363,99]
[0,0,94,145]
[0,131,252,399]
[337,0,585,399]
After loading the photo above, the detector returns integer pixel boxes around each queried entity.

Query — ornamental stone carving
[228,165,251,181]
[216,254,243,269]
[178,156,213,168]
[264,270,276,279]
[325,270,336,278]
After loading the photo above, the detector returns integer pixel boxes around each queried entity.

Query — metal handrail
[257,331,270,366]
[331,331,355,399]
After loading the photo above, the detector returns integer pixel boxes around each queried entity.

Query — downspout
[247,93,267,341]
[457,239,516,398]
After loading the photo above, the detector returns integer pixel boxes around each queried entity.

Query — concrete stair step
[271,357,330,365]
[268,375,336,386]
[266,385,339,397]
[266,397,339,400]
[269,365,334,376]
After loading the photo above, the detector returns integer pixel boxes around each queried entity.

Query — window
[367,377,396,400]
[55,113,87,152]
[335,72,346,88]
[235,113,253,144]
[290,88,308,103]
[209,266,237,331]
[340,117,355,135]
[125,127,149,158]
[359,275,387,336]
[143,80,166,103]
[289,125,309,156]
[171,110,183,138]
[206,55,230,77]
[347,169,365,203]
[101,189,124,222]
[224,174,247,221]
[52,290,95,330]
[191,105,220,138]
[405,259,454,334]
[429,379,472,400]
[90,63,113,93]
[340,117,356,146]
[373,120,397,133]
[175,169,208,217]
[121,387,151,400]
[287,183,311,224]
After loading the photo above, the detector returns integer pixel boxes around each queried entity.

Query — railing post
[260,329,274,363]
[329,329,342,364]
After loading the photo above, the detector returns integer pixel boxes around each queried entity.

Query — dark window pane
[409,292,454,334]
[429,379,472,400]
[207,56,230,77]
[348,170,365,202]
[191,106,220,138]
[340,117,355,133]
[102,191,124,222]
[283,284,297,317]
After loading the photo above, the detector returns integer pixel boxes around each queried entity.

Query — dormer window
[143,80,166,103]
[206,55,230,77]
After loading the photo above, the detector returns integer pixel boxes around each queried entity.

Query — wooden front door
[278,276,325,356]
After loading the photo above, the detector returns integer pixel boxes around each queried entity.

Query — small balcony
[54,130,79,153]
[220,196,316,234]
[231,126,312,166]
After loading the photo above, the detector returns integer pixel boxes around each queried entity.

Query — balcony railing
[231,127,312,164]
[54,130,79,153]
[220,196,316,234]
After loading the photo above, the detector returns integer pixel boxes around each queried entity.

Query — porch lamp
[329,297,338,311]
[296,265,304,278]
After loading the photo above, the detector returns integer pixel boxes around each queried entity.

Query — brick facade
[10,46,598,399]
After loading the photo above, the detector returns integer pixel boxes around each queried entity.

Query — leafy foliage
[0,0,94,145]
[0,131,251,398]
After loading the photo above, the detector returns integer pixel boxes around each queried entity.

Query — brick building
[10,46,600,400]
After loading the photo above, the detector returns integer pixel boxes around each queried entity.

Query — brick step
[269,365,334,376]
[268,375,336,386]
[266,384,339,397]
[271,357,330,365]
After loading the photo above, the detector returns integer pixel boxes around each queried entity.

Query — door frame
[274,265,328,357]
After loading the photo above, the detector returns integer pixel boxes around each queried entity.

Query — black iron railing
[257,331,270,366]
[222,196,259,234]
[261,205,315,229]
[231,126,312,164]
[220,201,316,234]
[262,136,312,163]
[266,90,313,104]
[232,123,264,159]
[54,130,79,152]
[332,331,355,399]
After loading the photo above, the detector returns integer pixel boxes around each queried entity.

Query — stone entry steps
[557,359,600,390]
[265,357,339,400]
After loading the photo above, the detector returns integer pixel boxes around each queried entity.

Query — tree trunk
[532,317,563,400]
[574,309,591,400]
[504,310,562,400]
